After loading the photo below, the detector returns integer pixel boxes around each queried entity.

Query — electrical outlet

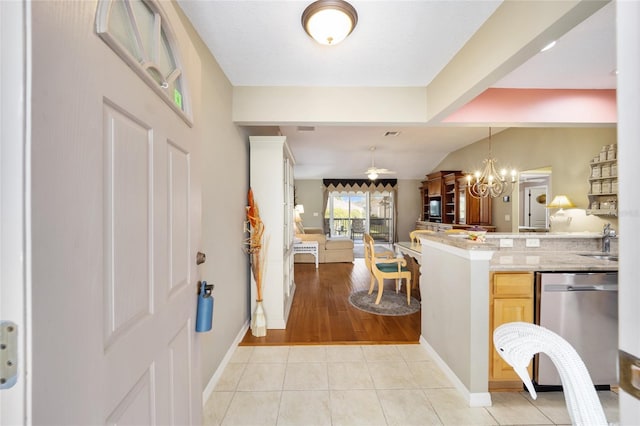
[526,238,540,248]
[500,238,513,248]
[313,212,318,216]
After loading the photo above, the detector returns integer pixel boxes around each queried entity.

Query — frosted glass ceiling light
[302,0,358,45]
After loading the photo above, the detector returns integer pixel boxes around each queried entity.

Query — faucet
[603,223,611,253]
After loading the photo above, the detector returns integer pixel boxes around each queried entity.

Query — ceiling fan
[364,147,395,180]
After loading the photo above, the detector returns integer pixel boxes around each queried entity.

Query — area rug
[352,243,393,259]
[349,290,420,316]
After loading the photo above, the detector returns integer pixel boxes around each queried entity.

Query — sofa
[294,227,354,264]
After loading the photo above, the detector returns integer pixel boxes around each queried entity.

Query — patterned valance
[323,178,397,192]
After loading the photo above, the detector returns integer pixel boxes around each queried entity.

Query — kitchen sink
[578,253,618,262]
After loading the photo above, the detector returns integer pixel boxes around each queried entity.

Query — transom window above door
[96,0,192,124]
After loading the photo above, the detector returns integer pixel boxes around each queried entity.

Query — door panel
[104,104,152,344]
[106,369,154,425]
[169,324,192,424]
[169,143,191,294]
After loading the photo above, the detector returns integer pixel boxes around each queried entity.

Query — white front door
[30,1,202,424]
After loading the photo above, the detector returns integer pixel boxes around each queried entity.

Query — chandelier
[466,128,517,199]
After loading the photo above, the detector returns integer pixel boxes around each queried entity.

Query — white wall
[617,1,640,421]
[294,180,324,229]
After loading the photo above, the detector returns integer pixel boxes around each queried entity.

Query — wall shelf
[587,144,617,217]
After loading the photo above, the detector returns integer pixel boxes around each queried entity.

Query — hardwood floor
[240,259,421,345]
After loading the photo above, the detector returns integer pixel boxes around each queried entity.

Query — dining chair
[409,229,434,246]
[364,233,412,305]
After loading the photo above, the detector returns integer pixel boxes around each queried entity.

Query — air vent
[384,131,400,137]
[297,126,316,132]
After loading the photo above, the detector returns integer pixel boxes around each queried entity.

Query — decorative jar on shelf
[602,179,612,194]
[591,181,601,194]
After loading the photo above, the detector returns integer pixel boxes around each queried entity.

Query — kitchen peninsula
[417,232,618,407]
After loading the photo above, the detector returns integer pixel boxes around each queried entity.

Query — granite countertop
[490,251,618,271]
[418,233,618,271]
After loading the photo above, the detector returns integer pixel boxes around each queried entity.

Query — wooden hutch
[419,170,493,229]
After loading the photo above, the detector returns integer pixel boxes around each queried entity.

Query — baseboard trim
[419,336,492,407]
[202,320,250,405]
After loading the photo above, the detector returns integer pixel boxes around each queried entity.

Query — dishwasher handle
[545,284,618,292]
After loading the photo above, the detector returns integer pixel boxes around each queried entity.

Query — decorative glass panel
[130,0,155,59]
[108,1,141,61]
[96,0,191,124]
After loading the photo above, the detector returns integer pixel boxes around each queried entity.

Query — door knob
[196,252,206,265]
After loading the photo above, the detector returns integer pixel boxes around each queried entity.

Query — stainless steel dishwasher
[535,271,618,389]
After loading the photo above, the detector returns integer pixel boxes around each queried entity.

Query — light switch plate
[500,239,513,248]
[526,238,540,247]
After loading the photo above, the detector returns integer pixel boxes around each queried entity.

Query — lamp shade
[547,195,575,209]
[302,0,358,45]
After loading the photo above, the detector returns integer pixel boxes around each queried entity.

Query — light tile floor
[203,344,619,426]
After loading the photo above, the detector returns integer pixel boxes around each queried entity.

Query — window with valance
[322,179,399,242]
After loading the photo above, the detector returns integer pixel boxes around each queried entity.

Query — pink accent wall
[443,88,617,124]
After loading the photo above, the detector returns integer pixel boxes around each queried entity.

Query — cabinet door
[457,186,466,224]
[491,298,533,380]
[420,185,428,221]
[466,190,492,225]
[428,178,441,196]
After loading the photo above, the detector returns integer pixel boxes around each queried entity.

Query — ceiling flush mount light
[466,128,517,199]
[302,0,358,45]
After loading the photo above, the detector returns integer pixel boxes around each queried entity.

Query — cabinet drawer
[492,272,533,297]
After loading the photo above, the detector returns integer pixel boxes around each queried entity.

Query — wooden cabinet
[420,171,492,226]
[427,177,442,196]
[249,136,296,329]
[489,272,534,389]
[420,171,459,222]
[457,177,492,226]
[443,172,461,224]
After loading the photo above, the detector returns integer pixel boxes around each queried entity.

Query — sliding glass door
[325,191,394,242]
[369,193,393,242]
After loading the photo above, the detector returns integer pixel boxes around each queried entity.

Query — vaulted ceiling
[178,0,616,179]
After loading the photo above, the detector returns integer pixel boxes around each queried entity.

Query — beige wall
[294,180,324,229]
[294,179,422,241]
[433,127,618,232]
[176,6,251,390]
